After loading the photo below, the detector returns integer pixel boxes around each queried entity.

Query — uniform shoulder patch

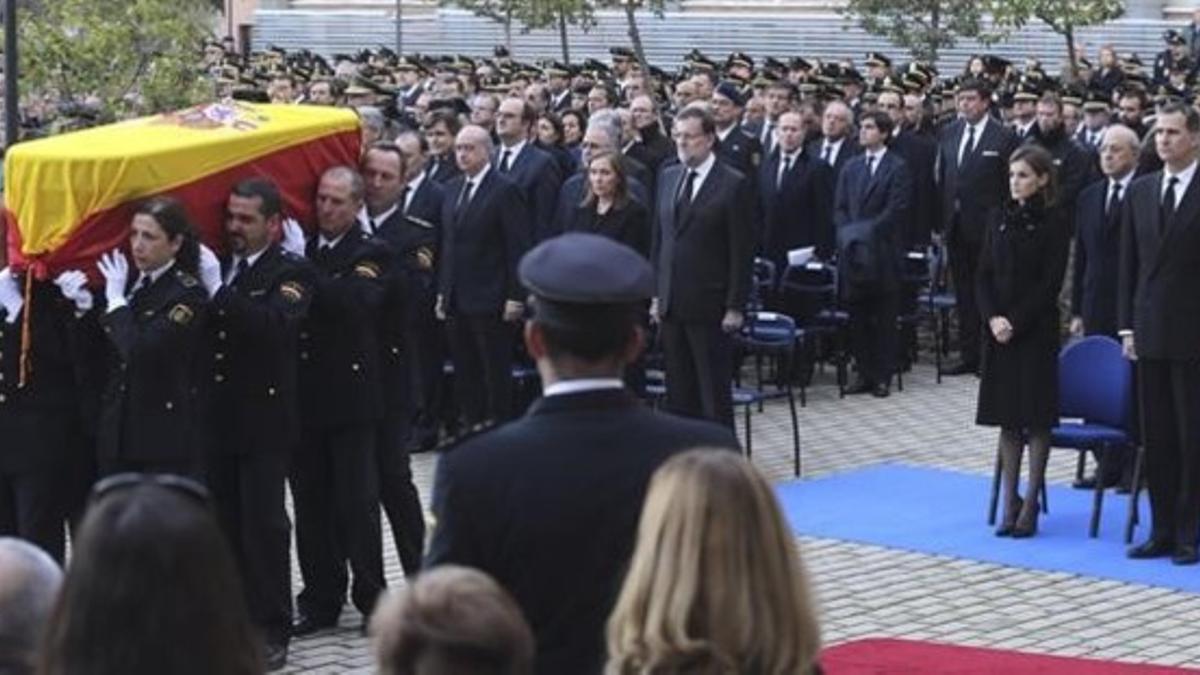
[406,215,434,230]
[279,280,306,303]
[175,270,199,288]
[168,304,195,325]
[415,246,435,270]
[353,260,382,279]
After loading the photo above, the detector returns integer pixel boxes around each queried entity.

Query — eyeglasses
[90,472,212,508]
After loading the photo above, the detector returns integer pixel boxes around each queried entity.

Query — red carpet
[821,638,1197,673]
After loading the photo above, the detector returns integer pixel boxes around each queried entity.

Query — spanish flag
[4,102,361,278]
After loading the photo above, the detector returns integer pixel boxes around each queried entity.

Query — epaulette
[405,215,434,229]
[175,269,199,288]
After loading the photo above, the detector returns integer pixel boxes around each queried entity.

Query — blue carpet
[776,463,1200,593]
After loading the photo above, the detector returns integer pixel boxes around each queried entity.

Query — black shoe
[872,383,890,398]
[844,379,874,395]
[1174,544,1200,566]
[1072,475,1098,490]
[995,496,1023,537]
[942,361,978,376]
[1011,504,1039,539]
[265,642,288,671]
[1128,539,1174,559]
[291,613,338,637]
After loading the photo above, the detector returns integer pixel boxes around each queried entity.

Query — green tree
[19,0,215,122]
[841,0,1002,63]
[991,0,1124,76]
[443,0,596,62]
[593,0,666,84]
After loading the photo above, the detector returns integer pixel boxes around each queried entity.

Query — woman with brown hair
[606,449,821,675]
[567,151,650,258]
[976,144,1070,538]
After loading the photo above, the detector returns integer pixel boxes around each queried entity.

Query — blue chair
[749,257,778,311]
[779,261,850,395]
[895,249,932,392]
[916,242,957,383]
[986,336,1134,538]
[733,311,803,476]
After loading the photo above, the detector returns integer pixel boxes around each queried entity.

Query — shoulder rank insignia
[168,304,195,325]
[353,261,382,279]
[406,216,434,230]
[415,247,434,270]
[175,270,199,288]
[279,281,306,303]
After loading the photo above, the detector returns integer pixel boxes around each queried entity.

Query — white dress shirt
[542,378,625,397]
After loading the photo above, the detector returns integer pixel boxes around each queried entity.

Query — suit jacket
[716,123,764,177]
[652,157,754,322]
[807,135,861,184]
[1117,170,1200,360]
[758,148,835,263]
[405,171,446,228]
[206,245,313,454]
[496,142,563,243]
[937,117,1019,245]
[889,130,938,248]
[425,388,738,675]
[1071,179,1122,337]
[299,230,388,429]
[98,266,208,463]
[628,124,674,175]
[566,199,651,257]
[834,151,913,293]
[426,153,462,185]
[438,169,532,317]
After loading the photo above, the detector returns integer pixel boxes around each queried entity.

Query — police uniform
[97,265,208,476]
[292,229,388,631]
[204,243,312,653]
[426,233,739,675]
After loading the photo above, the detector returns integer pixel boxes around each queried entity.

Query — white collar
[465,163,491,186]
[716,125,734,141]
[542,378,625,397]
[865,147,887,162]
[823,136,845,151]
[1163,159,1198,196]
[681,151,717,181]
[499,138,527,160]
[358,201,401,233]
[1111,170,1134,192]
[139,259,175,285]
[233,247,268,271]
[318,231,348,249]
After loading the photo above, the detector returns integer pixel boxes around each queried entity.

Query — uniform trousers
[292,424,384,621]
[374,411,425,576]
[0,467,65,562]
[1140,358,1200,546]
[661,319,734,428]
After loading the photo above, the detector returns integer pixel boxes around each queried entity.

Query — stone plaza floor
[282,363,1200,672]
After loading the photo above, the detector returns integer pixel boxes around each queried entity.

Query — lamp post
[4,0,17,150]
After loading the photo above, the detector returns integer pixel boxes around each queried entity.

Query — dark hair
[580,151,630,209]
[426,109,462,136]
[132,196,200,275]
[1010,144,1059,206]
[957,77,992,98]
[536,301,639,363]
[365,141,408,173]
[561,109,587,141]
[1158,101,1200,132]
[860,110,893,138]
[231,177,283,219]
[39,484,261,675]
[538,112,565,145]
[674,105,716,137]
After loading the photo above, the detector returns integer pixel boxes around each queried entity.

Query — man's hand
[503,300,524,323]
[721,308,744,334]
[1122,333,1137,361]
[1069,316,1084,337]
[97,249,130,310]
[435,294,447,321]
[281,218,307,257]
[988,315,1013,344]
[54,270,94,314]
[0,267,23,322]
[649,297,660,325]
[198,244,222,298]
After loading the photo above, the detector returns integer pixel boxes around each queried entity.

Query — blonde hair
[606,449,820,675]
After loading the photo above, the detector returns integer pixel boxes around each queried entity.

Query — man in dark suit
[426,233,738,675]
[202,178,312,669]
[808,99,861,184]
[292,167,388,635]
[1119,103,1200,566]
[712,82,763,177]
[395,130,448,452]
[879,89,937,248]
[495,97,563,243]
[628,94,674,175]
[437,125,532,427]
[423,109,463,185]
[652,106,754,427]
[835,111,913,398]
[936,77,1018,375]
[759,109,835,267]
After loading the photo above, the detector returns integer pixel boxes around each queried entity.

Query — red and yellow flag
[4,102,361,278]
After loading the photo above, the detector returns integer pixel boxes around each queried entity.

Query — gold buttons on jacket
[268,387,277,397]
[214,374,225,383]
[351,362,360,372]
[165,401,174,411]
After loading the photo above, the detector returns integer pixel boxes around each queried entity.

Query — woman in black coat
[566,151,650,258]
[976,144,1070,538]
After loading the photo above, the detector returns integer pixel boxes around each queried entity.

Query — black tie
[822,144,833,165]
[677,169,697,207]
[960,125,976,166]
[231,257,250,285]
[131,274,151,300]
[777,155,793,189]
[456,180,474,220]
[1107,182,1122,217]
[499,150,512,173]
[1162,176,1179,230]
[866,154,877,177]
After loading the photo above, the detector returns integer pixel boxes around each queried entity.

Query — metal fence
[255,7,1188,75]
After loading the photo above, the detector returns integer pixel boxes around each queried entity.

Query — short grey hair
[322,165,366,201]
[0,538,62,674]
[587,109,623,149]
[356,106,386,134]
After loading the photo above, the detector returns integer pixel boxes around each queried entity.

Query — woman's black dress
[975,198,1070,429]
[566,198,651,258]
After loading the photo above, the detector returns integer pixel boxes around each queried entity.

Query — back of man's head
[0,539,61,674]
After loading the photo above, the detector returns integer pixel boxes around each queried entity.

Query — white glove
[281,218,307,258]
[0,267,23,324]
[54,270,94,314]
[97,249,130,311]
[198,243,222,298]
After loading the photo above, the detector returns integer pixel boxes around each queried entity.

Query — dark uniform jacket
[299,230,388,429]
[375,207,439,407]
[206,245,312,454]
[716,123,763,177]
[98,266,208,463]
[426,153,462,185]
[889,129,938,248]
[426,388,739,675]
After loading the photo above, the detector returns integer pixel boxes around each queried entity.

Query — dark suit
[439,168,532,424]
[807,135,861,184]
[937,116,1019,368]
[496,142,563,243]
[426,152,461,185]
[98,265,208,475]
[1071,178,1124,337]
[653,156,754,426]
[294,230,388,623]
[890,129,938,248]
[402,174,450,448]
[205,244,311,647]
[1030,127,1097,234]
[628,124,674,175]
[835,150,913,388]
[1118,168,1200,548]
[426,388,738,675]
[758,148,835,266]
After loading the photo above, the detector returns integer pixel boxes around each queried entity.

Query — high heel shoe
[995,496,1023,537]
[1011,501,1039,538]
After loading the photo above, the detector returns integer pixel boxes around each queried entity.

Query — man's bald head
[0,538,61,673]
[455,124,494,176]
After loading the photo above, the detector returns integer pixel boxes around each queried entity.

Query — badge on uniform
[353,261,381,279]
[415,247,434,270]
[279,281,306,303]
[168,304,195,325]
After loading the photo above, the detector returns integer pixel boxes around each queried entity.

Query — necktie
[822,143,833,165]
[1107,182,1121,217]
[130,274,151,301]
[499,149,512,173]
[1162,176,1179,230]
[777,155,793,189]
[677,169,698,207]
[959,124,976,166]
[401,186,411,215]
[229,257,250,285]
[456,180,474,220]
[866,154,877,177]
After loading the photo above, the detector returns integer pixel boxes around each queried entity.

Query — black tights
[998,427,1050,523]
